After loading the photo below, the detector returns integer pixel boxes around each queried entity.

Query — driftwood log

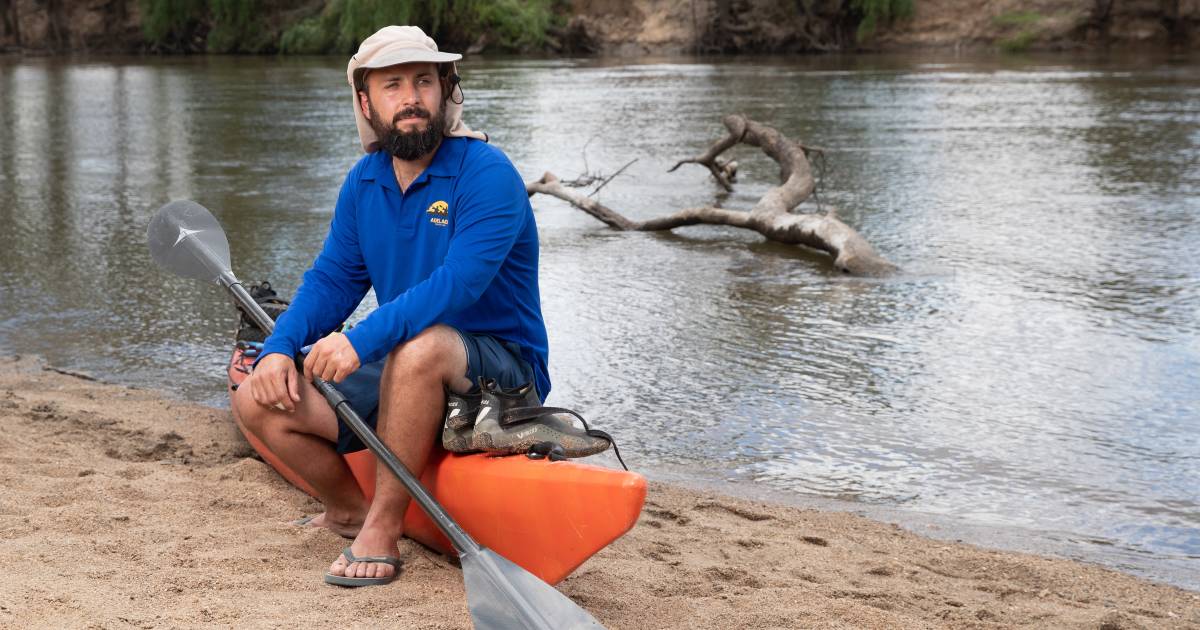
[525,114,896,276]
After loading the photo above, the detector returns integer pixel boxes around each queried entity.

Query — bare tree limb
[588,158,638,198]
[527,173,639,231]
[526,114,897,276]
[667,117,745,192]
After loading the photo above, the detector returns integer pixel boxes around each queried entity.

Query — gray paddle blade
[462,548,605,630]
[146,200,232,283]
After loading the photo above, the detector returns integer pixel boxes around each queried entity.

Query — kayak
[226,345,646,585]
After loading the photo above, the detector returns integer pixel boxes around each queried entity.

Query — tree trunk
[46,0,67,51]
[2,0,21,48]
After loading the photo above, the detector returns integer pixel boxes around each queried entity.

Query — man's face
[358,62,446,161]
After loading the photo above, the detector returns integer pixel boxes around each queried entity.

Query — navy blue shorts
[333,328,537,454]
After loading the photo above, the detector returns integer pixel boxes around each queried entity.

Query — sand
[0,354,1196,629]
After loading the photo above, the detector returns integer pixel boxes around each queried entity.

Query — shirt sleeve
[259,176,372,361]
[342,157,528,365]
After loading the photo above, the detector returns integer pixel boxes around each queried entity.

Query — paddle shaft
[218,270,479,555]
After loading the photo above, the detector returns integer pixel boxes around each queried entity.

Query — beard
[368,101,445,161]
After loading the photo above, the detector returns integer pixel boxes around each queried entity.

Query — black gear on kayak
[503,404,627,471]
[467,379,628,470]
[234,281,290,343]
[442,388,483,453]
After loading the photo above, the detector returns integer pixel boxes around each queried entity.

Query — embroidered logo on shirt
[427,200,449,227]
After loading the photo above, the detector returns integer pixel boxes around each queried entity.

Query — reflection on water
[1,52,1197,589]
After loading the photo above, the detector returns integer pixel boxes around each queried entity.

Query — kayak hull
[227,347,645,584]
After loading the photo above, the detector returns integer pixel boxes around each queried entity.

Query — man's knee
[387,325,464,379]
[232,384,266,432]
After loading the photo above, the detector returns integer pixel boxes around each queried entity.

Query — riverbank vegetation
[2,0,1194,55]
[991,10,1045,53]
[135,0,561,54]
[851,0,913,41]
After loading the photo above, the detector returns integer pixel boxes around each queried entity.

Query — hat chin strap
[447,75,464,105]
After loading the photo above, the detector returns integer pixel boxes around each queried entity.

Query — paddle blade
[462,548,605,630]
[147,200,232,282]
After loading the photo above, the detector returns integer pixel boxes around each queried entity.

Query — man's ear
[357,90,371,119]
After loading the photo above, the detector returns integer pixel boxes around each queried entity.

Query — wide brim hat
[347,25,486,152]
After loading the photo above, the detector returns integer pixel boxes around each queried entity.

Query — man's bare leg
[232,377,368,538]
[327,325,470,580]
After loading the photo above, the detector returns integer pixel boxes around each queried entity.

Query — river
[1,51,1197,590]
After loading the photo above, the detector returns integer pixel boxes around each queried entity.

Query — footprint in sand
[639,541,680,563]
[694,500,773,522]
[645,508,690,526]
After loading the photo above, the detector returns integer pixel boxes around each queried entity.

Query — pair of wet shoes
[442,379,624,468]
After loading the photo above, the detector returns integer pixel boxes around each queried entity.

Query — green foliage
[998,30,1038,53]
[473,0,557,50]
[139,0,563,54]
[851,0,914,42]
[280,0,560,55]
[138,0,206,50]
[992,11,1042,28]
[279,14,336,54]
[333,0,419,53]
[140,0,265,52]
[207,0,267,53]
[993,10,1042,53]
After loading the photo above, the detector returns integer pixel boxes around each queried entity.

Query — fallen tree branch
[588,158,638,198]
[525,114,897,276]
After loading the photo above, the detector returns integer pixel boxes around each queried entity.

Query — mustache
[393,107,431,123]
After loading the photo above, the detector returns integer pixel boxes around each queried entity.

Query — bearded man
[231,26,603,587]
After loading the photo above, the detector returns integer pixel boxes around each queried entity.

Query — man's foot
[323,546,404,587]
[325,527,402,583]
[292,511,364,540]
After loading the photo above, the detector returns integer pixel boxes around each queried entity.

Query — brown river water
[0,51,1197,589]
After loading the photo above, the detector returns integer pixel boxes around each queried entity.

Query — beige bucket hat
[347,25,487,152]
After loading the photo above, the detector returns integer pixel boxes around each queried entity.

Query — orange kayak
[227,347,645,585]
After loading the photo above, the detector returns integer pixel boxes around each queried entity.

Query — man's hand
[245,353,301,412]
[304,331,361,383]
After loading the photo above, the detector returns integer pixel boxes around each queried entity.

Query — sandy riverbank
[0,354,1196,629]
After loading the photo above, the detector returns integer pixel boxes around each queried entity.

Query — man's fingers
[252,369,288,412]
[250,375,267,407]
[302,350,316,379]
[286,365,300,402]
[308,349,329,382]
[275,370,295,412]
[331,363,349,384]
[323,358,344,382]
[262,373,281,410]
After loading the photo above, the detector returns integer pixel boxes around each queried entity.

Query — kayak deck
[227,347,645,584]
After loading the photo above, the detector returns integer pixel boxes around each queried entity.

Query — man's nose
[399,81,420,105]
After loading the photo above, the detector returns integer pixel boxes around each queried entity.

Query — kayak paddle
[147,199,605,629]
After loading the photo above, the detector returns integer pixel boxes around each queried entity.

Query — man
[231,26,600,587]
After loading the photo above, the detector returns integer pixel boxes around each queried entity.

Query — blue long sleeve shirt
[260,137,550,399]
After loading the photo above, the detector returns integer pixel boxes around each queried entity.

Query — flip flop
[323,547,404,587]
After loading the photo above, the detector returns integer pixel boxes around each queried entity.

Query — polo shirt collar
[426,136,465,178]
[360,137,466,192]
